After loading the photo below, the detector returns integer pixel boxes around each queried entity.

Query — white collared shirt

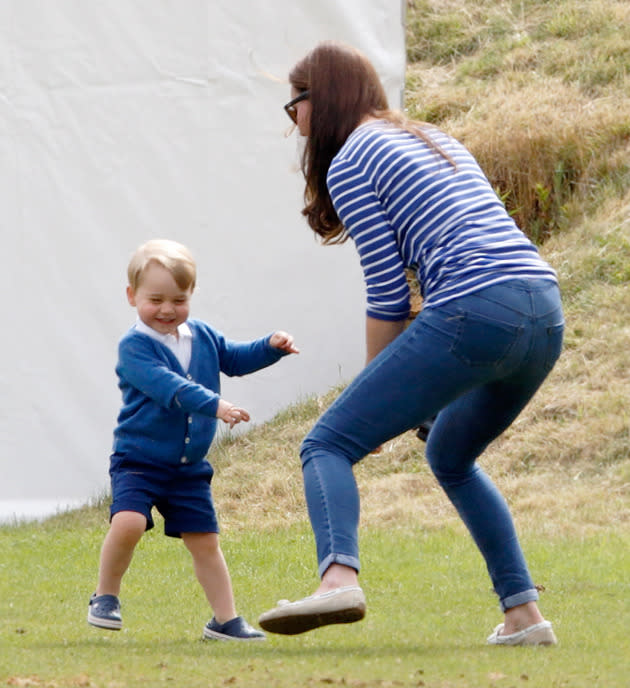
[134,319,193,372]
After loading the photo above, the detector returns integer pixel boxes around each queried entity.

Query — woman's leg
[263,281,562,638]
[299,306,484,582]
[301,451,361,591]
[424,281,563,631]
[302,281,562,596]
[258,318,471,632]
[428,382,542,591]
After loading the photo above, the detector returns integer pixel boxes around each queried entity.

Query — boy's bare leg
[96,510,146,595]
[182,532,237,624]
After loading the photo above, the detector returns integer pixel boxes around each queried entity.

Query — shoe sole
[87,612,122,630]
[260,604,365,635]
[259,588,366,635]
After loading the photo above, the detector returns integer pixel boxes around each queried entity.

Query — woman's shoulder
[344,119,391,148]
[331,121,391,172]
[340,119,450,159]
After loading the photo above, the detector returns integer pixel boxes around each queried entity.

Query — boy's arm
[216,331,298,377]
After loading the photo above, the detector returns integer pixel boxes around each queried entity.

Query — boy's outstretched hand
[270,331,300,354]
[216,399,250,428]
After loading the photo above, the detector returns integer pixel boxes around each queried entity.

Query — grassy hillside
[200,0,630,538]
[405,0,630,242]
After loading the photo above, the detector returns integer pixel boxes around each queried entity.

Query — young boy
[88,239,299,640]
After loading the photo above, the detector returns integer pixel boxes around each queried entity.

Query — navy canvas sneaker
[203,616,265,641]
[87,593,123,630]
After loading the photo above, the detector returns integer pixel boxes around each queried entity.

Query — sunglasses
[284,90,310,124]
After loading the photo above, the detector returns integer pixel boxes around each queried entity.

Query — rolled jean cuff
[318,553,360,579]
[500,588,539,612]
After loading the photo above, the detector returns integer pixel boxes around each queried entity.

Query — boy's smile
[127,262,192,337]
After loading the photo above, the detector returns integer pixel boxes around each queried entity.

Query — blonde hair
[127,239,196,291]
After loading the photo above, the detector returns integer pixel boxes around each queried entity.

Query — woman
[259,41,563,646]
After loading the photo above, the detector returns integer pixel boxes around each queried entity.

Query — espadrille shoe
[259,585,366,635]
[487,620,557,646]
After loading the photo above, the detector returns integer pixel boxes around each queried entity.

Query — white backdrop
[0,1,406,520]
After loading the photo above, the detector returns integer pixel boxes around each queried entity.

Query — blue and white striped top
[327,121,557,321]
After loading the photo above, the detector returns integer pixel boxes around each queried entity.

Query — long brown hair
[289,41,452,244]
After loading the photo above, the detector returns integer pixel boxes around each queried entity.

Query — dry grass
[405,0,630,242]
[449,82,630,240]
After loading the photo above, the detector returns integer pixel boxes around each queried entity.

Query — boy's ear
[126,285,136,307]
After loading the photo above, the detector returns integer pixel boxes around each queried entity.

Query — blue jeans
[300,278,564,611]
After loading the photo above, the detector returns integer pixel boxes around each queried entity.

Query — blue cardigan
[112,319,286,466]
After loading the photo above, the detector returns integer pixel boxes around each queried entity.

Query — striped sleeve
[328,159,410,321]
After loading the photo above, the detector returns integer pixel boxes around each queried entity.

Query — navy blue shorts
[109,453,217,538]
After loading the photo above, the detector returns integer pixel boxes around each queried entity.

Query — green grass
[1,519,629,688]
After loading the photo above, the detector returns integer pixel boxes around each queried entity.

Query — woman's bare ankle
[503,601,545,634]
[315,564,359,594]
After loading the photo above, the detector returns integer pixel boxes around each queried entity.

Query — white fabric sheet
[0,1,406,518]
